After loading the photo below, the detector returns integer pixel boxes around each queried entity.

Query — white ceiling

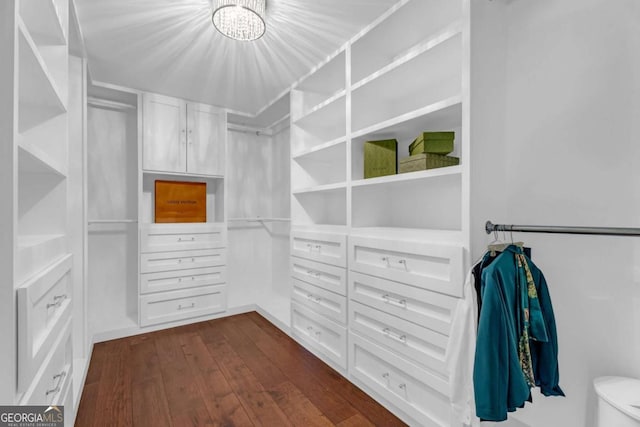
[75,0,398,116]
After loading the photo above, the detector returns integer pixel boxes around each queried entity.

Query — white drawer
[141,248,226,273]
[17,254,72,393]
[349,333,449,427]
[141,223,226,253]
[22,317,73,406]
[292,278,347,325]
[349,271,457,336]
[141,266,226,294]
[140,284,227,327]
[291,230,346,268]
[349,236,464,297]
[291,302,347,371]
[350,301,448,376]
[61,375,74,427]
[291,256,346,295]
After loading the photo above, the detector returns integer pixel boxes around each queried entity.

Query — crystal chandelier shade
[212,0,266,41]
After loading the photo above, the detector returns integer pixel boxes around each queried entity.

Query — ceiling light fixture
[212,0,266,41]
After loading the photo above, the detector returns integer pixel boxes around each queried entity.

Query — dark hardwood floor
[75,312,407,426]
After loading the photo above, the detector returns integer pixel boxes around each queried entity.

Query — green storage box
[364,139,397,178]
[399,153,459,173]
[409,132,455,156]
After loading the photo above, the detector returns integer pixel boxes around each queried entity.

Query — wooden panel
[142,93,186,173]
[292,278,347,325]
[140,265,226,294]
[140,247,226,274]
[139,285,227,327]
[21,317,72,405]
[291,229,347,267]
[349,235,464,297]
[350,301,448,376]
[349,271,456,336]
[154,180,206,223]
[140,222,226,253]
[291,302,347,372]
[291,256,346,295]
[186,102,225,176]
[17,254,72,392]
[349,332,449,427]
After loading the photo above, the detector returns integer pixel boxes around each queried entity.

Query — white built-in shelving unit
[289,0,469,424]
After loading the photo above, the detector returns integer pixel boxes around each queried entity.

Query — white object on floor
[594,376,640,426]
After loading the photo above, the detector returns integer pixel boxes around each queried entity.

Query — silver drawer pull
[382,294,407,309]
[382,372,389,379]
[315,244,321,251]
[46,294,67,309]
[306,270,315,275]
[398,383,407,390]
[398,259,407,265]
[178,302,195,310]
[45,371,66,396]
[191,258,195,262]
[307,293,314,299]
[191,237,195,241]
[307,326,313,331]
[178,259,183,263]
[383,328,407,344]
[314,297,321,303]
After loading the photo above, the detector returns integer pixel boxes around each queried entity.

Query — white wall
[271,126,291,299]
[226,130,275,308]
[472,1,640,426]
[87,106,138,334]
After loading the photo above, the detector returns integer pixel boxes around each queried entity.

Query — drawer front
[141,266,226,294]
[140,285,227,327]
[350,301,448,376]
[349,271,457,336]
[291,230,347,267]
[349,333,449,427]
[349,236,464,297]
[22,317,73,406]
[292,278,347,325]
[291,302,347,371]
[17,254,73,393]
[141,248,226,274]
[291,256,346,295]
[141,223,226,253]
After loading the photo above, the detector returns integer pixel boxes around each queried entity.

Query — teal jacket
[473,245,564,421]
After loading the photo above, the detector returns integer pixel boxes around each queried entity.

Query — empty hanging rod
[88,219,138,224]
[486,221,640,237]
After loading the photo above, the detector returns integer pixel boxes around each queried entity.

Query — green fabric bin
[364,139,397,179]
[399,153,459,173]
[408,132,455,156]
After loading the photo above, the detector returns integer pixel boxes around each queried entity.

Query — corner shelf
[18,19,67,133]
[18,144,66,177]
[19,0,66,46]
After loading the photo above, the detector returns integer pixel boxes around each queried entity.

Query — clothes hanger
[487,228,524,256]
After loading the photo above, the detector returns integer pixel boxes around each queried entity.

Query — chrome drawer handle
[382,294,407,309]
[382,372,389,379]
[307,326,313,331]
[45,371,66,396]
[46,294,67,309]
[398,383,407,390]
[383,328,407,344]
[178,303,195,310]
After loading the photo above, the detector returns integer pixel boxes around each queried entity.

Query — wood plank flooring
[75,312,407,427]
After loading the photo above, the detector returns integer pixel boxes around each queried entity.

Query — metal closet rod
[486,221,640,237]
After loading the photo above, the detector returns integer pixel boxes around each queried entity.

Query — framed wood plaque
[155,180,207,223]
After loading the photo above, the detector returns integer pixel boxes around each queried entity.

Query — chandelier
[212,0,266,41]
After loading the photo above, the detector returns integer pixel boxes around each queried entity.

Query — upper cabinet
[142,93,226,176]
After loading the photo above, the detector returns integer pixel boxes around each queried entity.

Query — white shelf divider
[293,90,346,128]
[352,165,462,188]
[292,182,347,195]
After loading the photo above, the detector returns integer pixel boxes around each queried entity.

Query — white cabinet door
[143,93,186,173]
[187,103,225,176]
